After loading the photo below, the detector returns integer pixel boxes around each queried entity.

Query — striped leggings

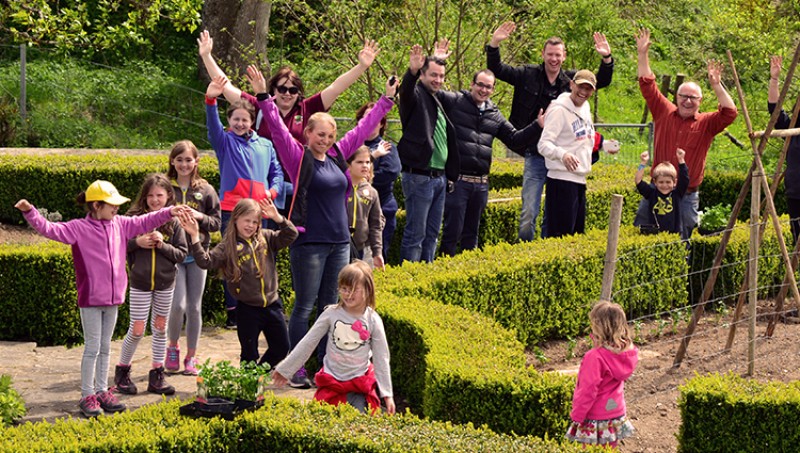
[119,288,173,366]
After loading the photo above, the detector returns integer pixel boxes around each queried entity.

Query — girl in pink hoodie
[566,300,639,447]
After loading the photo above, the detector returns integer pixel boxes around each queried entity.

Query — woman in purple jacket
[254,72,398,389]
[15,181,188,418]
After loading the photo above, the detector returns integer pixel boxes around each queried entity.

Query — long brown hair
[219,199,268,283]
[589,300,632,352]
[126,173,176,236]
[167,140,208,189]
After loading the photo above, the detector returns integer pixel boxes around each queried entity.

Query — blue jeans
[221,210,269,310]
[519,154,548,241]
[634,191,699,240]
[400,172,447,262]
[288,242,349,361]
[381,195,398,260]
[440,179,489,256]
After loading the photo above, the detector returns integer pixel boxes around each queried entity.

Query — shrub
[0,375,25,427]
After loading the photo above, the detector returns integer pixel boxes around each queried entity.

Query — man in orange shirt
[634,28,737,239]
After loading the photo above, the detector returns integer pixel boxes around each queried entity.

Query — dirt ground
[4,223,800,451]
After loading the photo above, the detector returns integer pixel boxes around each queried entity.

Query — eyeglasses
[474,82,494,90]
[276,85,300,95]
[339,287,363,297]
[677,94,701,101]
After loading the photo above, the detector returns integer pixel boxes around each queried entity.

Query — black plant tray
[179,397,262,420]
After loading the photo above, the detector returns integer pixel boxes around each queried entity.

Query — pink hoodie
[23,206,173,308]
[570,346,639,423]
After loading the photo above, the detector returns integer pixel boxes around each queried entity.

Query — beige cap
[85,180,130,206]
[573,70,597,89]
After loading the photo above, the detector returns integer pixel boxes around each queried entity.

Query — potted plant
[698,203,731,236]
[180,360,271,419]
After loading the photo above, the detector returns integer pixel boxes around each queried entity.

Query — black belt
[402,165,443,178]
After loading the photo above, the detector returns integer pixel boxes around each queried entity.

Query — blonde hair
[305,112,337,138]
[219,199,267,283]
[337,260,376,310]
[589,300,632,352]
[652,162,677,182]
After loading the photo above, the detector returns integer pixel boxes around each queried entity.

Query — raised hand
[372,140,392,159]
[593,32,611,57]
[258,197,279,221]
[177,210,199,239]
[358,40,381,68]
[770,55,783,80]
[634,28,651,54]
[432,38,451,60]
[640,151,650,165]
[14,199,32,212]
[385,75,399,98]
[409,44,425,73]
[707,59,723,87]
[490,21,516,47]
[197,30,212,57]
[206,75,229,98]
[246,65,267,94]
[676,148,686,164]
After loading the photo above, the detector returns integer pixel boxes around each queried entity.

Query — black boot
[225,308,237,329]
[114,364,137,395]
[147,366,175,395]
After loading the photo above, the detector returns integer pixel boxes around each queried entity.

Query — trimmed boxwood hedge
[678,373,800,452]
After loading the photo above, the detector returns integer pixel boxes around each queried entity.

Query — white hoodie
[538,92,595,185]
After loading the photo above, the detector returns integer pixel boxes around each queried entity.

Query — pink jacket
[23,206,173,308]
[571,346,639,423]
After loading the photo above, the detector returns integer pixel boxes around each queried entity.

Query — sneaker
[183,356,199,376]
[148,366,175,395]
[78,394,102,418]
[165,345,180,373]
[113,364,138,395]
[225,309,237,329]
[96,390,126,413]
[289,367,312,389]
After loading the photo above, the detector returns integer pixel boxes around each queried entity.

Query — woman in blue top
[255,70,398,388]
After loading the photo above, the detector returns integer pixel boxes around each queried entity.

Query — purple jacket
[23,206,174,308]
[571,346,639,423]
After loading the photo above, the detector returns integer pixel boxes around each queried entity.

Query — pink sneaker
[165,345,180,373]
[183,356,199,376]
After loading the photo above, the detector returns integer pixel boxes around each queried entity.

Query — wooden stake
[747,169,760,376]
[600,195,624,301]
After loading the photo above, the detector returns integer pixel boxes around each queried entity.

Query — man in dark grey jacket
[437,69,538,256]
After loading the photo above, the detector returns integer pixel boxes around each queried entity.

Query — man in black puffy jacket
[437,70,538,256]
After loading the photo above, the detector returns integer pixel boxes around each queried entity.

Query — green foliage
[0,397,603,452]
[0,58,207,149]
[198,360,271,401]
[0,375,25,427]
[678,373,800,452]
[699,203,732,231]
[0,0,202,61]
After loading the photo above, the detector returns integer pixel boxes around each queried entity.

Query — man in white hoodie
[538,70,597,238]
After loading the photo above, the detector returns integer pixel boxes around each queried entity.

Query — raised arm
[257,97,305,183]
[205,76,230,155]
[319,40,380,110]
[198,30,242,103]
[707,60,736,110]
[486,21,520,84]
[635,151,649,185]
[768,55,782,104]
[335,78,397,158]
[635,28,654,79]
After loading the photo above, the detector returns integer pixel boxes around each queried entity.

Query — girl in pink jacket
[15,180,188,418]
[566,300,639,447]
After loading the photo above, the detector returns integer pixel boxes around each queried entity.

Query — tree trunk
[199,0,272,82]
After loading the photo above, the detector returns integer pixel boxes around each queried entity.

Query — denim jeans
[400,172,446,262]
[440,179,489,256]
[381,195,398,260]
[288,242,349,362]
[80,305,118,397]
[518,153,548,241]
[634,191,699,240]
[221,210,269,310]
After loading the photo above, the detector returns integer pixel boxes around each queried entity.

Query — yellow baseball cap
[85,180,131,206]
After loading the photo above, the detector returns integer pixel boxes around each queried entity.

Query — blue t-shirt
[294,157,349,246]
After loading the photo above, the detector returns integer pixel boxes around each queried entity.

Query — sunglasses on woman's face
[275,85,300,95]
